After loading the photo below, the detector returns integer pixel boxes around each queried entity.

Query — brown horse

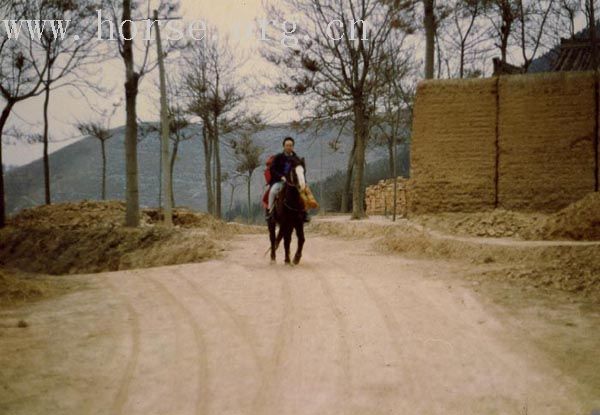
[267,156,307,265]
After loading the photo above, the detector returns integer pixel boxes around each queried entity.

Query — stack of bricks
[365,177,409,216]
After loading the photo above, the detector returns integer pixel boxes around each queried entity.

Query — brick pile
[365,177,409,216]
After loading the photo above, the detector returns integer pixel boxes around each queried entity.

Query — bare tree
[424,0,436,78]
[105,0,180,227]
[222,171,243,218]
[262,0,398,219]
[76,121,114,200]
[0,0,49,227]
[586,0,597,70]
[442,0,492,78]
[485,0,521,65]
[516,0,557,71]
[30,0,105,205]
[231,133,264,224]
[183,31,257,219]
[166,84,193,208]
[556,0,582,37]
[372,36,415,179]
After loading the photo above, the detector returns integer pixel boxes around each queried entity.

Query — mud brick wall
[410,78,498,213]
[409,71,599,214]
[365,177,408,216]
[498,72,597,211]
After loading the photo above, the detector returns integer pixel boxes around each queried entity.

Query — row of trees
[1,0,107,227]
[0,0,267,227]
[259,0,596,219]
[1,0,597,225]
[420,0,598,78]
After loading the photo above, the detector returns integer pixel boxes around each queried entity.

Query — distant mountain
[4,121,400,215]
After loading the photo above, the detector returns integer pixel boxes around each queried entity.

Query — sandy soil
[0,233,597,415]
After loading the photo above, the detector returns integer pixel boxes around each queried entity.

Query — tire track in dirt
[301,262,353,411]
[104,275,141,415]
[407,267,502,399]
[250,264,295,415]
[145,273,210,415]
[329,257,421,409]
[172,267,265,379]
[334,254,524,410]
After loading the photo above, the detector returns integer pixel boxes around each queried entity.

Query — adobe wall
[497,72,597,210]
[409,71,599,213]
[410,78,498,213]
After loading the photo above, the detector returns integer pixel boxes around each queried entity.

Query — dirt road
[0,233,592,414]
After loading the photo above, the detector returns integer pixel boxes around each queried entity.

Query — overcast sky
[2,1,590,168]
[4,0,298,167]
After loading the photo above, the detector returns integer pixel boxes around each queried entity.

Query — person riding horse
[266,146,308,265]
[265,136,309,223]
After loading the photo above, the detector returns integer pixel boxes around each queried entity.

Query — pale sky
[4,0,297,167]
[2,1,589,168]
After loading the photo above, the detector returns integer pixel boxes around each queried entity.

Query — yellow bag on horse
[299,184,319,210]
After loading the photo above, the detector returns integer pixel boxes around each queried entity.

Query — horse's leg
[293,221,305,265]
[268,217,277,262]
[283,224,293,264]
[275,225,284,250]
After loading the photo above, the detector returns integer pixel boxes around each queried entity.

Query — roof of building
[552,38,599,71]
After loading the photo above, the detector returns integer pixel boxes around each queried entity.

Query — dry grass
[309,216,600,302]
[0,268,79,309]
[0,200,261,276]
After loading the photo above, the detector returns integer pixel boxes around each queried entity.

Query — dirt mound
[8,200,225,231]
[524,192,600,241]
[412,209,546,238]
[143,207,223,230]
[309,216,600,301]
[9,200,129,228]
[0,268,78,308]
[0,201,247,275]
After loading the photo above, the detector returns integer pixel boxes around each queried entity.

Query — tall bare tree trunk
[424,0,435,79]
[229,183,236,216]
[247,173,252,224]
[499,3,513,64]
[123,0,140,227]
[202,124,214,214]
[214,126,222,219]
[459,41,466,78]
[101,140,107,199]
[591,0,597,70]
[0,103,15,228]
[42,65,51,205]
[591,0,598,191]
[341,141,355,213]
[387,140,394,177]
[392,133,398,221]
[351,99,368,219]
[170,140,179,208]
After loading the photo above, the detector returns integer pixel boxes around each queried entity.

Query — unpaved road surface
[0,234,593,414]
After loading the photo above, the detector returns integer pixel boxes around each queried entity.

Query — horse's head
[290,157,306,192]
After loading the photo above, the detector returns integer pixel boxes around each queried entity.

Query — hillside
[4,121,402,215]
